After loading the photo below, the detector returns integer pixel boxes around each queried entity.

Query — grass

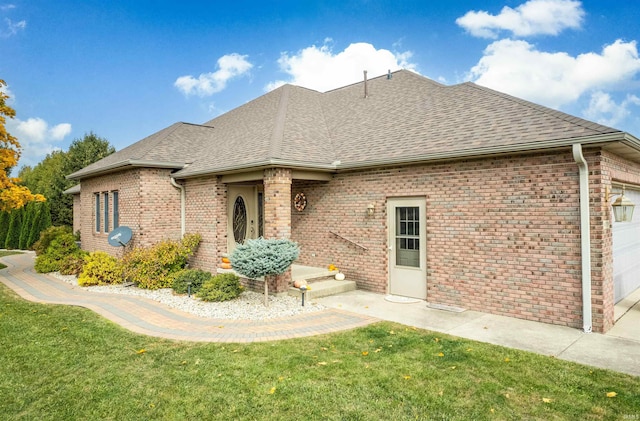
[0,284,638,420]
[0,251,22,269]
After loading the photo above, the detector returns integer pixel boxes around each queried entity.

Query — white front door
[388,197,427,299]
[227,186,259,252]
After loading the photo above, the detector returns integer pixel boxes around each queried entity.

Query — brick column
[263,168,293,293]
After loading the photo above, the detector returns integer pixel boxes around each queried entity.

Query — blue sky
[1,0,639,169]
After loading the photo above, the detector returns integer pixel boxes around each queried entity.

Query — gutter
[572,144,592,333]
[67,159,187,181]
[170,176,186,237]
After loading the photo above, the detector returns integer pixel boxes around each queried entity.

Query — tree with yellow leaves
[0,79,45,212]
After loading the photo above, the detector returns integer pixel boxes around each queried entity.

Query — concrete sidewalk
[318,290,640,377]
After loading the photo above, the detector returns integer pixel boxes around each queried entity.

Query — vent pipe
[363,70,368,98]
[387,69,392,79]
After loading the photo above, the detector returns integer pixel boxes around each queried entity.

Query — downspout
[170,176,186,237]
[572,144,592,333]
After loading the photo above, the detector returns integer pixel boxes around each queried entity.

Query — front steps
[289,264,356,299]
[288,277,357,300]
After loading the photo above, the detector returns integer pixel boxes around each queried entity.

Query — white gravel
[51,273,325,320]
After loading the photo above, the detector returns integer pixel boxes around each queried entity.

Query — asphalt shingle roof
[68,70,623,181]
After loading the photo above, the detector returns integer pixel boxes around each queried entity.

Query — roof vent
[363,70,368,98]
[387,69,392,79]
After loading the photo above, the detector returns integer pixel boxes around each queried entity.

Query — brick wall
[78,168,180,257]
[183,176,226,272]
[263,168,292,292]
[72,194,81,235]
[292,149,595,330]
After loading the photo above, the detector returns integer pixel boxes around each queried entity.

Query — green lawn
[0,283,638,420]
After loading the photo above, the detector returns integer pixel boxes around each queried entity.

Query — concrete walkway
[317,290,640,377]
[1,252,638,377]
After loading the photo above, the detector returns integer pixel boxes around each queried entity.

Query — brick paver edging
[0,252,378,342]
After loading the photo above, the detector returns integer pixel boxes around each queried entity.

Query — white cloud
[1,17,26,38]
[174,53,253,97]
[583,91,640,127]
[265,41,418,93]
[467,39,640,109]
[49,123,72,140]
[456,0,584,39]
[6,117,72,167]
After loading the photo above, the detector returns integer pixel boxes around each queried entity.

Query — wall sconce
[606,185,635,222]
[366,203,375,216]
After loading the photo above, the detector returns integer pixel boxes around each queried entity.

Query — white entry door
[388,197,427,299]
[227,186,260,253]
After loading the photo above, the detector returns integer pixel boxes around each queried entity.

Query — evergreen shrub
[196,273,243,302]
[34,232,80,273]
[33,226,72,256]
[229,238,300,279]
[171,269,211,295]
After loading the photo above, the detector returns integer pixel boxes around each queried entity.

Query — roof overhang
[335,131,640,172]
[66,159,188,181]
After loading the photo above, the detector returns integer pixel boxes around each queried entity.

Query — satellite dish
[108,226,133,247]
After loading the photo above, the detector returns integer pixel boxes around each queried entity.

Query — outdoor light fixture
[367,203,375,216]
[606,185,635,223]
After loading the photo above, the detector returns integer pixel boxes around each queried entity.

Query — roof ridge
[461,82,620,135]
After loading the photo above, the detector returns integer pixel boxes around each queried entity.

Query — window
[113,191,119,228]
[95,193,101,232]
[103,192,109,233]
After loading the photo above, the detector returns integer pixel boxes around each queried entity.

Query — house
[67,70,640,333]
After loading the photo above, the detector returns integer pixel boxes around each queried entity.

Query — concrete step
[288,278,357,300]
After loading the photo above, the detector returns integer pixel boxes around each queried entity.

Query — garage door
[612,188,640,303]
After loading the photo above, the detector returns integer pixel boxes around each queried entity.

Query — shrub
[229,238,299,279]
[171,269,211,295]
[34,232,80,273]
[196,273,243,302]
[120,233,202,289]
[33,226,72,256]
[78,251,121,286]
[59,251,88,276]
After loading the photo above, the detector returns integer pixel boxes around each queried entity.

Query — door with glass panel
[227,186,263,252]
[388,197,427,299]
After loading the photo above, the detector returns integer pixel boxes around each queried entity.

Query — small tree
[4,209,22,249]
[229,238,299,306]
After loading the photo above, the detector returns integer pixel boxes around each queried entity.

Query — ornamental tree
[0,79,45,211]
[229,238,300,305]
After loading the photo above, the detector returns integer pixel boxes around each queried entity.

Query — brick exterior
[73,147,640,332]
[78,168,181,257]
[72,194,81,235]
[263,168,293,292]
[290,148,618,332]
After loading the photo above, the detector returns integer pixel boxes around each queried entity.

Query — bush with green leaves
[34,232,80,273]
[33,226,72,256]
[171,269,211,295]
[120,233,202,289]
[78,251,121,286]
[196,273,243,302]
[229,238,300,279]
[59,250,88,276]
